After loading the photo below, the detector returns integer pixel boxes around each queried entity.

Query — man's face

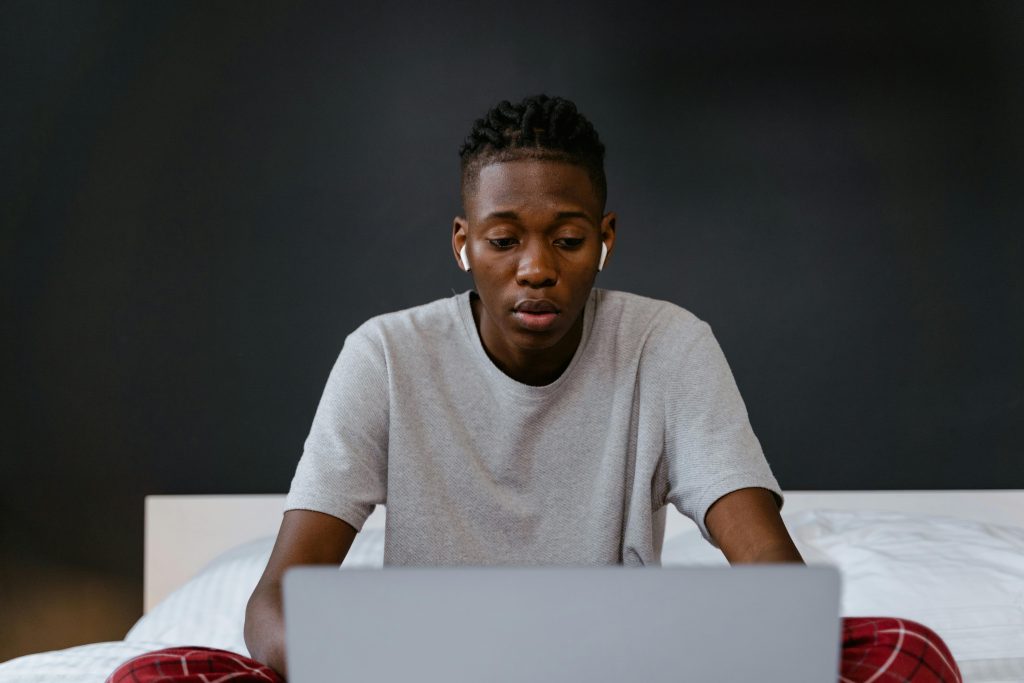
[452,159,616,362]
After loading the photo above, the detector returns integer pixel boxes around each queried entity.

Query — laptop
[283,565,841,683]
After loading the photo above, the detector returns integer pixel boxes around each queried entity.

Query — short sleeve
[659,320,783,547]
[285,328,389,531]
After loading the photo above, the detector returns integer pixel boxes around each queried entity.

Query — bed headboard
[144,490,1024,613]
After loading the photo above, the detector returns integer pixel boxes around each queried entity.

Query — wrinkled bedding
[3,510,1023,683]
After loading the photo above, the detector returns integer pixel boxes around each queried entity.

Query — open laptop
[283,565,841,683]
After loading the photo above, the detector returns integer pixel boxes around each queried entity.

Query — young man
[109,95,960,683]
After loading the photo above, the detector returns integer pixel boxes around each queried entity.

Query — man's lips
[512,299,560,331]
[514,299,559,313]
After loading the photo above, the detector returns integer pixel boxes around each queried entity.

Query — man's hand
[704,487,804,564]
[244,509,358,677]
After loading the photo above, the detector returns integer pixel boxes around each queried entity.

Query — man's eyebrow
[483,210,593,222]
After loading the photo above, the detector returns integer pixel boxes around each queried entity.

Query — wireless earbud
[598,242,608,272]
[460,243,471,271]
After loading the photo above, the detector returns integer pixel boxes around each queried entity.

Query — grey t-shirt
[285,287,782,566]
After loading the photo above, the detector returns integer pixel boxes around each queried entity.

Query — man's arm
[704,487,804,564]
[244,509,358,678]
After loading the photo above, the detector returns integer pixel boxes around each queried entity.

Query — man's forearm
[244,583,288,678]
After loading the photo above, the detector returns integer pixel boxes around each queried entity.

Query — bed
[2,490,1023,683]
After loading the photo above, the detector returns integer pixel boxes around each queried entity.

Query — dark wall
[3,0,1022,656]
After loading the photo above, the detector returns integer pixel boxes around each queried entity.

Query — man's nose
[516,240,557,288]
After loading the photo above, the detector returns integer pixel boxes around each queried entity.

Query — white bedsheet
[3,509,1023,683]
[663,508,1024,664]
[0,642,173,683]
[959,658,1024,683]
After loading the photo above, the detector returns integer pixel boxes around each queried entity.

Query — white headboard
[144,490,1024,613]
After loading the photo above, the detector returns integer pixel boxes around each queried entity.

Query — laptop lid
[284,565,840,683]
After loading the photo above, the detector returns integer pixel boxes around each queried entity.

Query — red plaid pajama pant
[107,616,961,682]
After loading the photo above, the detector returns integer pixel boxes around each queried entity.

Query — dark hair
[458,94,607,210]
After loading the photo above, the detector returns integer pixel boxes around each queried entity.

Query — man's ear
[452,217,470,272]
[599,211,617,268]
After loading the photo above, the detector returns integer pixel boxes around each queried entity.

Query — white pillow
[125,529,385,655]
[663,509,1024,663]
[788,509,1024,662]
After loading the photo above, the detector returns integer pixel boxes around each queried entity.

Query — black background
[3,0,1022,657]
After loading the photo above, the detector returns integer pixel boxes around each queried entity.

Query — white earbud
[460,244,471,271]
[598,242,608,272]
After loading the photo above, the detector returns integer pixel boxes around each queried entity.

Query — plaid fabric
[107,617,961,682]
[105,646,284,683]
[841,617,962,683]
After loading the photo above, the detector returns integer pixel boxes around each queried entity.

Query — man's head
[452,94,616,384]
[457,94,607,212]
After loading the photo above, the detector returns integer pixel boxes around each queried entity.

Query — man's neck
[470,294,584,387]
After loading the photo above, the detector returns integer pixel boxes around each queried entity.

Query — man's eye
[557,238,584,248]
[489,238,517,249]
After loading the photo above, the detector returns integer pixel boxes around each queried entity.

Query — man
[108,94,960,683]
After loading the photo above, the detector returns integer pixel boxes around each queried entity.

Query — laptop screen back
[284,565,840,683]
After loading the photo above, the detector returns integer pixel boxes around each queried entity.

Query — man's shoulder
[594,289,719,378]
[350,292,462,346]
[595,288,707,340]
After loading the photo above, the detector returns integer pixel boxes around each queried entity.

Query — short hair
[458,94,607,211]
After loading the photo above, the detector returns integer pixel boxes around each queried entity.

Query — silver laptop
[284,565,840,683]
